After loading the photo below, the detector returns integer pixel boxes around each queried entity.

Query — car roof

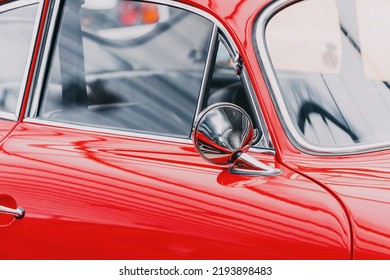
[176,0,271,47]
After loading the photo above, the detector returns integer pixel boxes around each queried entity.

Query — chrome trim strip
[195,23,219,118]
[241,66,273,149]
[24,117,274,155]
[28,0,276,152]
[255,0,390,155]
[24,117,194,144]
[0,111,17,121]
[0,0,42,121]
[218,34,235,59]
[0,0,37,12]
[16,0,44,119]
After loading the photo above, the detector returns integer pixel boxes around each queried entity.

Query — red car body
[0,0,389,259]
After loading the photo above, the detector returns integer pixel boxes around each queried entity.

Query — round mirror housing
[193,103,282,176]
[193,103,254,166]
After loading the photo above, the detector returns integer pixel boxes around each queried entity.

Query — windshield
[260,0,390,151]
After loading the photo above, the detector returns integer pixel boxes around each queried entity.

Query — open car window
[36,0,266,145]
[0,2,38,118]
[38,0,213,138]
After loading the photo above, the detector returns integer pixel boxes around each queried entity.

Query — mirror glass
[193,103,254,166]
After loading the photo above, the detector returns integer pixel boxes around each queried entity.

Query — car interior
[38,0,258,141]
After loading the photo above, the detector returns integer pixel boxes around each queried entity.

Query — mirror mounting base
[229,153,282,176]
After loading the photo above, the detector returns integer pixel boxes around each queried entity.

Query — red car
[1,0,390,259]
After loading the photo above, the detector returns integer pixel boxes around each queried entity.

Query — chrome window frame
[0,0,43,121]
[255,0,390,155]
[217,32,272,150]
[194,23,218,119]
[27,0,275,152]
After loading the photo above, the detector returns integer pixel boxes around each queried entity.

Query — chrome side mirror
[193,103,281,176]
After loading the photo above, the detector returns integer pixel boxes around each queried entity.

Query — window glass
[207,40,266,147]
[0,4,37,115]
[38,0,213,138]
[264,0,390,149]
[207,41,252,120]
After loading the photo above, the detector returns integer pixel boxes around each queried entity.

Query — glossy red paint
[0,120,17,143]
[0,123,350,259]
[183,0,390,260]
[279,150,390,259]
[0,194,18,226]
[1,0,389,260]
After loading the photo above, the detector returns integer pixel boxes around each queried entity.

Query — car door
[0,0,351,259]
[0,1,39,142]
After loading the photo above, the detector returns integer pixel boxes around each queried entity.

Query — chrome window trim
[195,23,219,118]
[0,0,38,12]
[23,117,194,144]
[218,33,272,149]
[29,0,61,118]
[23,117,273,155]
[0,111,17,121]
[28,0,275,152]
[255,0,390,155]
[218,34,235,59]
[241,66,273,150]
[0,0,43,121]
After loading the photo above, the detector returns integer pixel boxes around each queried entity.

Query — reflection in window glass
[264,0,390,149]
[39,0,213,138]
[0,4,37,114]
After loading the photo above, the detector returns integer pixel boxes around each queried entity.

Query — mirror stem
[232,153,282,176]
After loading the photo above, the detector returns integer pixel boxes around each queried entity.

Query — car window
[207,42,249,111]
[206,39,266,147]
[0,3,38,117]
[38,0,213,138]
[262,0,390,150]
